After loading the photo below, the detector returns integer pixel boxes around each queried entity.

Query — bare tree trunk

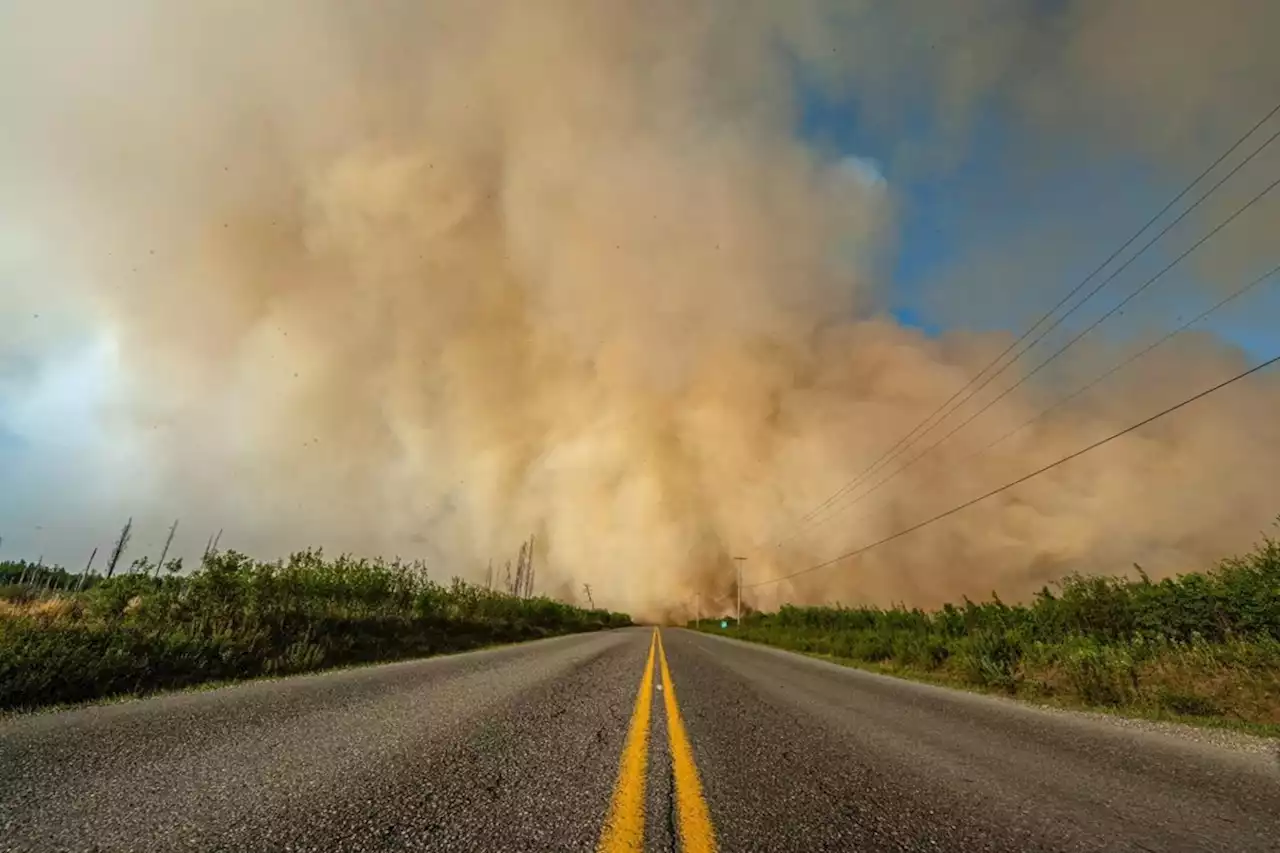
[201,528,223,566]
[105,517,133,579]
[513,541,528,599]
[525,534,536,598]
[77,547,97,592]
[154,519,179,579]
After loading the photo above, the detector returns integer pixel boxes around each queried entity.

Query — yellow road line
[656,629,719,853]
[597,629,657,853]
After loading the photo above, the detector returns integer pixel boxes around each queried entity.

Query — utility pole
[733,556,746,627]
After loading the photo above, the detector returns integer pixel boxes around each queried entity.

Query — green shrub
[691,521,1280,721]
[850,631,895,663]
[0,585,34,604]
[1060,639,1139,706]
[892,632,950,670]
[0,548,630,710]
[955,629,1025,692]
[1156,690,1222,717]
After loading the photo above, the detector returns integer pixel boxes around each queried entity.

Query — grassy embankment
[693,528,1280,731]
[0,549,630,710]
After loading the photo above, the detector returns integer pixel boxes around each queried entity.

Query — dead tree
[105,517,133,579]
[77,547,97,592]
[153,519,179,579]
[513,541,528,599]
[524,534,536,598]
[201,528,223,566]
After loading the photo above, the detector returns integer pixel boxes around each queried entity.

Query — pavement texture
[1,626,1277,852]
[668,629,1280,853]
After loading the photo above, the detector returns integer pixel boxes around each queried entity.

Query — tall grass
[695,524,1280,726]
[0,548,630,710]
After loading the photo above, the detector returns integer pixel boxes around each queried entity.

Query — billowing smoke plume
[2,1,1278,619]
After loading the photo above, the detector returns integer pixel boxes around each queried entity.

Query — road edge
[680,627,1280,753]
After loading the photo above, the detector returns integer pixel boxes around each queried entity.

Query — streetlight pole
[733,556,746,626]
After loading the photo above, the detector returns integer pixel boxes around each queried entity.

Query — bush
[0,585,34,604]
[691,520,1280,721]
[0,548,630,710]
[955,629,1025,692]
[892,632,950,669]
[1060,639,1139,706]
[1156,690,1222,717]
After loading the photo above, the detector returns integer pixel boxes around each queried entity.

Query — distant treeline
[0,548,630,710]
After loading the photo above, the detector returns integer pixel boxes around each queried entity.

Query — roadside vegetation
[695,526,1280,729]
[0,549,630,710]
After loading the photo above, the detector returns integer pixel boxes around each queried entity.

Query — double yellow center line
[598,629,717,853]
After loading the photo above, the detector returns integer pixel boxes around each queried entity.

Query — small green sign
[720,620,728,629]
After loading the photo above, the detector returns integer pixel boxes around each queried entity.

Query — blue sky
[797,83,1280,361]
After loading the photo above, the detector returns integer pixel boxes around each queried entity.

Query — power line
[852,124,1280,479]
[808,257,1280,523]
[747,352,1280,589]
[763,99,1280,545]
[788,118,1280,537]
[970,263,1280,460]
[768,131,1280,545]
[782,169,1280,539]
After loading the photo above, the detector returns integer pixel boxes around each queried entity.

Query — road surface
[2,627,1277,852]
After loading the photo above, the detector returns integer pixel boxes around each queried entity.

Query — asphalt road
[1,627,1277,852]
